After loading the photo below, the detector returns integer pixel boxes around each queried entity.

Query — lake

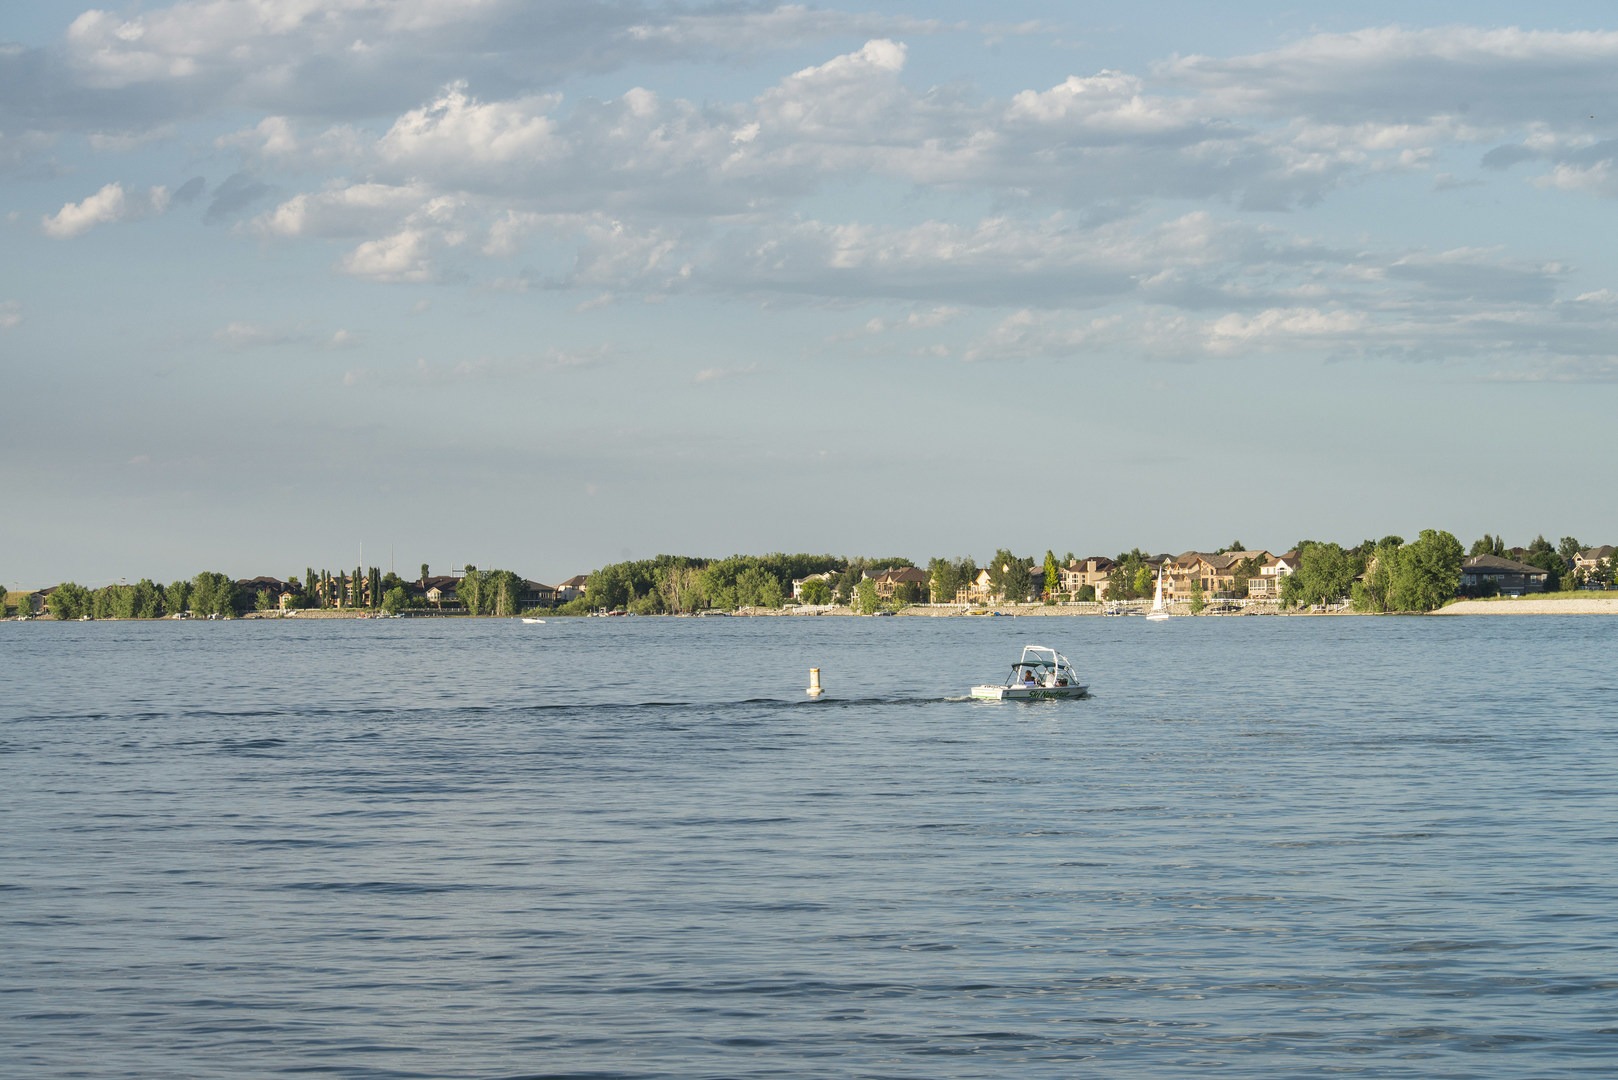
[3,614,1616,1077]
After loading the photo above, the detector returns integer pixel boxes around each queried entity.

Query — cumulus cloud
[41,181,170,237]
[338,228,435,282]
[0,300,20,330]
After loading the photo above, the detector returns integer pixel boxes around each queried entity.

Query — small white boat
[520,617,546,624]
[970,645,1088,700]
[1145,568,1171,621]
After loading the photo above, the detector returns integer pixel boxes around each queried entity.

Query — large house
[1459,554,1550,597]
[871,566,930,600]
[1060,557,1114,597]
[519,580,557,608]
[556,575,589,603]
[1573,546,1615,578]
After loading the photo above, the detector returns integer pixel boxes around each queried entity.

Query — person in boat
[1020,667,1037,687]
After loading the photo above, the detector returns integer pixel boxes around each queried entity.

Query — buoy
[807,667,823,697]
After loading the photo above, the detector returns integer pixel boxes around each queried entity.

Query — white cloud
[41,182,170,238]
[694,363,760,383]
[258,182,432,238]
[338,228,434,282]
[378,82,563,172]
[0,301,20,330]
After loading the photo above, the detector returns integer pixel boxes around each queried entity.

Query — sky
[7,1,1618,588]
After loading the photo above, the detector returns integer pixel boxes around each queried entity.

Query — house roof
[1578,545,1615,561]
[1463,554,1548,574]
[559,574,590,589]
[879,566,930,584]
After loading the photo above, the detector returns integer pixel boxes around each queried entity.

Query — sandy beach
[1433,596,1618,615]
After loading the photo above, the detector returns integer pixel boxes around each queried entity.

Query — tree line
[11,532,1611,620]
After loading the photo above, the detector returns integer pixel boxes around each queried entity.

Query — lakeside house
[1459,554,1550,596]
[871,566,930,600]
[1574,546,1615,578]
[1060,557,1115,598]
[420,575,463,611]
[791,571,837,602]
[519,580,557,608]
[556,575,589,603]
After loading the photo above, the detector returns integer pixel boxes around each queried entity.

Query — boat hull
[970,684,1088,701]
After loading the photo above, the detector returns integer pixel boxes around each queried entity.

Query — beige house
[872,566,930,600]
[1060,557,1114,597]
[958,568,997,604]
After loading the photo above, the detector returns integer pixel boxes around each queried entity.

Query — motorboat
[970,645,1088,700]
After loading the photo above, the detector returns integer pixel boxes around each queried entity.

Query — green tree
[1280,542,1356,609]
[1189,577,1206,613]
[1388,529,1464,612]
[484,570,519,616]
[855,578,880,615]
[800,577,832,606]
[165,580,190,616]
[420,563,430,585]
[382,585,409,615]
[1351,537,1403,612]
[190,572,238,617]
[1469,534,1506,557]
[459,565,483,615]
[1043,551,1059,600]
[1522,535,1563,591]
[989,549,1032,602]
[47,582,93,619]
[1558,536,1584,567]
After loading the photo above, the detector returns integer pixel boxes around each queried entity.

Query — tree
[190,572,238,617]
[47,582,92,620]
[165,580,190,616]
[459,565,483,615]
[1559,536,1584,568]
[800,577,832,606]
[382,586,409,615]
[1043,551,1059,600]
[1352,537,1403,612]
[1189,577,1206,614]
[1469,534,1505,557]
[1389,529,1464,612]
[420,563,430,585]
[1522,535,1563,591]
[1280,542,1355,609]
[855,578,880,615]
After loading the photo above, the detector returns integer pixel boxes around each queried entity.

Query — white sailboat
[1145,567,1171,621]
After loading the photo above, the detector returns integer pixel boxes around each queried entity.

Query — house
[556,575,590,603]
[872,566,930,600]
[791,571,838,602]
[958,568,997,604]
[238,576,298,610]
[419,575,463,610]
[1059,557,1114,597]
[1573,546,1615,576]
[518,580,557,608]
[1459,554,1550,597]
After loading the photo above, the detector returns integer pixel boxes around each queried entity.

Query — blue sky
[6,2,1618,588]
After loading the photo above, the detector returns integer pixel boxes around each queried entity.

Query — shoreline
[19,596,1618,622]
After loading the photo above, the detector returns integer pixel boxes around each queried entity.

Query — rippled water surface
[4,614,1617,1078]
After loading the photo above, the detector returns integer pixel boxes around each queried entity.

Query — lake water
[3,614,1616,1078]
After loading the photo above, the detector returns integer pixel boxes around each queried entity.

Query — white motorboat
[970,645,1088,700]
[520,617,546,623]
[1145,568,1171,621]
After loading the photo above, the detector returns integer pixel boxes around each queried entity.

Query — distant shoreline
[18,596,1618,621]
